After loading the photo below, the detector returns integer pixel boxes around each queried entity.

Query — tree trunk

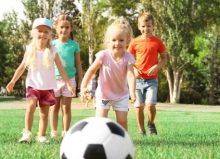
[165,68,183,103]
[88,46,94,65]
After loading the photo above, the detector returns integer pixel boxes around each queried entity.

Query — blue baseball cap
[32,18,53,29]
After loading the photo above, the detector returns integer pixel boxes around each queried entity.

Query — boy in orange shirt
[128,12,167,135]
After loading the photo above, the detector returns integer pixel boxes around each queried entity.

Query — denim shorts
[134,79,158,107]
[95,95,129,112]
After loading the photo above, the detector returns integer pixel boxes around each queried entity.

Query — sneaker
[18,129,32,143]
[36,136,50,144]
[138,130,146,136]
[147,123,157,135]
[50,130,58,138]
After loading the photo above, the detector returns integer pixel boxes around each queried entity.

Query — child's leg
[25,98,37,131]
[85,99,89,107]
[115,111,128,130]
[136,106,145,132]
[61,97,72,132]
[49,97,61,135]
[96,108,109,117]
[38,105,50,136]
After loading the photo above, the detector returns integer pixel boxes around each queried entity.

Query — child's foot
[50,130,58,138]
[36,136,50,144]
[18,129,32,143]
[138,130,146,136]
[62,131,67,138]
[147,122,157,135]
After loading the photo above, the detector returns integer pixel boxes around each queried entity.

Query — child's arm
[80,60,100,102]
[6,52,27,93]
[147,53,167,76]
[54,54,75,96]
[127,64,136,102]
[75,53,83,89]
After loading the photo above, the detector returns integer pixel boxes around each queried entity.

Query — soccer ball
[60,117,134,159]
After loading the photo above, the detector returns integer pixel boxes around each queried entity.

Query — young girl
[6,18,74,143]
[49,14,83,138]
[80,17,136,130]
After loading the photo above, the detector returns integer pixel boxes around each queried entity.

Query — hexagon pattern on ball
[60,117,134,159]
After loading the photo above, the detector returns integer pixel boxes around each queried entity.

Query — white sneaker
[36,136,50,144]
[18,129,32,143]
[50,130,58,138]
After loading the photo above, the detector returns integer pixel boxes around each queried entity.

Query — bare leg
[38,105,50,136]
[115,111,128,130]
[136,105,145,132]
[25,98,37,131]
[96,108,109,118]
[147,104,156,124]
[61,97,72,132]
[49,97,61,134]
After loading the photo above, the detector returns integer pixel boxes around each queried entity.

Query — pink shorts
[26,87,56,107]
[54,77,76,97]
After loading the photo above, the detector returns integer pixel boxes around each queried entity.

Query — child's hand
[130,93,136,103]
[6,82,15,93]
[67,84,76,97]
[80,88,88,102]
[147,65,159,76]
[134,67,142,79]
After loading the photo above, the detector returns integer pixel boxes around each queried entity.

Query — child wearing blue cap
[6,18,74,143]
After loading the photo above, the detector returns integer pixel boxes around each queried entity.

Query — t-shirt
[53,39,80,79]
[128,36,166,79]
[95,49,135,100]
[25,46,57,90]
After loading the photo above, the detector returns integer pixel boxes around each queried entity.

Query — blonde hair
[103,17,133,48]
[26,28,53,69]
[138,12,154,25]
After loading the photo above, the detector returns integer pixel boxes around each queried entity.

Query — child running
[128,12,167,135]
[80,17,136,130]
[6,18,74,143]
[49,14,83,138]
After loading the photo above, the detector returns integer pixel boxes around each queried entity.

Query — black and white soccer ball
[60,117,134,159]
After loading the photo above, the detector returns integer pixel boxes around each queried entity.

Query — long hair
[26,28,53,69]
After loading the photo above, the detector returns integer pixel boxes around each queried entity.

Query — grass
[0,101,220,159]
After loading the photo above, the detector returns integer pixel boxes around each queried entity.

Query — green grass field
[0,102,220,159]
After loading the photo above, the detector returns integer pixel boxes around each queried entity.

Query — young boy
[128,12,167,135]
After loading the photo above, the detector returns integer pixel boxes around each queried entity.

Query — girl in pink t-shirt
[81,17,136,130]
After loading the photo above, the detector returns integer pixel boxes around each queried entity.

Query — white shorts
[54,77,76,97]
[95,95,129,112]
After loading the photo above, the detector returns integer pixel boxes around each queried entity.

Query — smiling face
[108,28,128,55]
[56,20,72,41]
[138,19,154,38]
[34,25,51,48]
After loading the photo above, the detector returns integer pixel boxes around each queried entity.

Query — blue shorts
[134,79,158,107]
[95,95,129,112]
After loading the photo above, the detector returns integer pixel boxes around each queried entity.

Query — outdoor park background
[0,1,220,158]
[0,0,220,105]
